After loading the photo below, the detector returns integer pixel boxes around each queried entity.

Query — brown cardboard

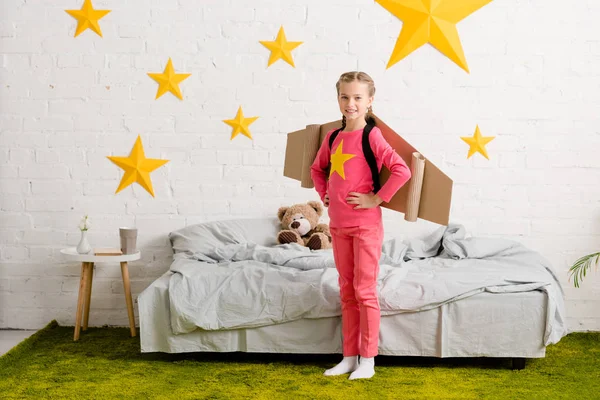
[282,114,453,226]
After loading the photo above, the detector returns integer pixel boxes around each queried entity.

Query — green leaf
[568,252,600,288]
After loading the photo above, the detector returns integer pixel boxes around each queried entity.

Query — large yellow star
[329,140,356,180]
[223,107,259,140]
[65,0,111,38]
[260,26,303,68]
[375,0,493,73]
[107,135,169,197]
[147,58,191,100]
[461,125,495,159]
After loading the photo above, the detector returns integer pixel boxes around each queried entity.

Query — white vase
[76,230,91,254]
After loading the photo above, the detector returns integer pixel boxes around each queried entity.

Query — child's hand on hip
[346,192,383,209]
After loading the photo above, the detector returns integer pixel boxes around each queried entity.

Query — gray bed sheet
[139,271,547,358]
[164,219,567,345]
[138,217,566,357]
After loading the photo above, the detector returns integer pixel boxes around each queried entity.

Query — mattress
[138,271,547,358]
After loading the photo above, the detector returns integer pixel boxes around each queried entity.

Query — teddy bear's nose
[291,221,300,229]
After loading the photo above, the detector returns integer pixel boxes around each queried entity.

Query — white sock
[323,356,359,376]
[349,356,375,380]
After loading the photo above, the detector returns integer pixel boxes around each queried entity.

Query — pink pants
[330,221,384,358]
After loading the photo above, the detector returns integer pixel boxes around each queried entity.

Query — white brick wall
[1,0,599,332]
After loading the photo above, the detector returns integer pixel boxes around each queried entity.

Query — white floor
[0,330,37,356]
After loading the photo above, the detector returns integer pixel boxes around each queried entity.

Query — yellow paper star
[223,107,259,140]
[107,135,169,197]
[147,58,191,100]
[329,140,356,180]
[461,125,495,159]
[65,0,111,38]
[260,26,303,68]
[375,0,493,72]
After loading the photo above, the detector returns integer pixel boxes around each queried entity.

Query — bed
[138,217,568,369]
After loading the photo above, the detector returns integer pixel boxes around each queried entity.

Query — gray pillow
[169,217,280,256]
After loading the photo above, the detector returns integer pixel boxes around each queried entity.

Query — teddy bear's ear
[277,206,289,221]
[307,201,323,217]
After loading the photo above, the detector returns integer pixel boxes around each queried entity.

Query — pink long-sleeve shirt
[310,125,412,228]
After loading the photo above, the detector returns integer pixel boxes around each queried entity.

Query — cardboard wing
[282,114,453,226]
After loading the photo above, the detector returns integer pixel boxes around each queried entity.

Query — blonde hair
[335,71,376,128]
[336,71,376,97]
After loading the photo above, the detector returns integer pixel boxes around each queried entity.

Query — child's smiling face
[337,80,373,124]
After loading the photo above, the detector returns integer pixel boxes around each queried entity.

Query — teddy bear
[276,201,332,250]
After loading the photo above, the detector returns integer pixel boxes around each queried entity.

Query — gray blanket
[168,223,567,345]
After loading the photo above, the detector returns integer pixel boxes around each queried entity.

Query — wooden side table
[60,248,141,341]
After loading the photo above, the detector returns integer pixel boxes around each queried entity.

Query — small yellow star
[147,58,191,100]
[375,0,494,72]
[461,125,495,159]
[65,0,111,38]
[223,107,259,140]
[260,26,303,68]
[329,140,356,180]
[107,135,169,197]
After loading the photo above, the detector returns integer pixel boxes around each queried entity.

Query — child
[310,71,412,380]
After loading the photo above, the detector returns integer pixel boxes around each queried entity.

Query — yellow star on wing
[461,125,495,159]
[147,58,191,100]
[375,0,493,73]
[260,26,303,67]
[329,140,356,180]
[65,0,111,38]
[107,135,169,197]
[223,106,259,140]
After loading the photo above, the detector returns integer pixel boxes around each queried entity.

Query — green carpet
[1,321,599,399]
